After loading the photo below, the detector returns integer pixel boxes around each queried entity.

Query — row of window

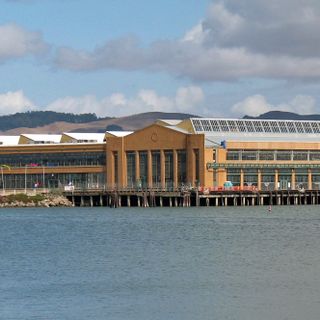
[0,173,105,190]
[0,152,106,167]
[227,170,320,188]
[226,150,320,161]
[114,150,189,187]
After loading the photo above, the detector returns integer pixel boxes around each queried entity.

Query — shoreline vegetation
[0,193,73,208]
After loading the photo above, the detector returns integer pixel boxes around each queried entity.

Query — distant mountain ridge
[0,111,101,131]
[0,111,198,134]
[244,111,320,120]
[1,110,318,134]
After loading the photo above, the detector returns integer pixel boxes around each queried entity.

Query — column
[257,169,261,191]
[240,169,244,189]
[275,169,279,190]
[291,169,295,190]
[308,169,312,190]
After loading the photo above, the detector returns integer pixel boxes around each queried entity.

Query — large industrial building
[0,117,320,192]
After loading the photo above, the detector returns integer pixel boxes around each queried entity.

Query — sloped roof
[20,134,62,143]
[105,131,133,137]
[0,136,20,146]
[157,119,183,126]
[63,132,105,142]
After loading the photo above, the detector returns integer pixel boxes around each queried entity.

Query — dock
[63,189,320,207]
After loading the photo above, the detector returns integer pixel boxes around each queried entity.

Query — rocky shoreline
[0,193,73,208]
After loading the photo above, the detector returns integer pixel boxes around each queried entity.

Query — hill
[0,111,198,134]
[244,111,320,120]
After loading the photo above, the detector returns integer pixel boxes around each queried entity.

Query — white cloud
[232,95,271,117]
[0,24,48,62]
[0,90,34,115]
[53,1,320,81]
[46,86,205,117]
[232,94,316,117]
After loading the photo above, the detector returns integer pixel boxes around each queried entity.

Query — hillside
[0,111,101,131]
[244,111,320,120]
[0,111,198,134]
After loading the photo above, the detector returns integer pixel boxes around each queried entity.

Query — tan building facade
[1,118,320,192]
[105,124,209,190]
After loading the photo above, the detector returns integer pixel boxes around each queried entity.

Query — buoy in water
[268,205,272,212]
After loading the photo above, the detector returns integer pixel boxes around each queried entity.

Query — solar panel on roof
[191,118,320,137]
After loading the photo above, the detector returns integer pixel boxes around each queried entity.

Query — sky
[0,0,320,118]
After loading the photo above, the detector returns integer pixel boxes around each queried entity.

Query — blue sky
[0,0,320,118]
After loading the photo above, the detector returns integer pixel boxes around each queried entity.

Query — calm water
[1,206,320,320]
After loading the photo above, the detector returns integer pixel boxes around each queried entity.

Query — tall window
[194,149,199,185]
[295,169,308,189]
[227,168,240,186]
[152,151,161,187]
[312,169,320,189]
[177,150,186,184]
[165,151,173,189]
[243,169,258,186]
[113,151,118,186]
[261,168,275,190]
[139,151,148,188]
[126,152,136,187]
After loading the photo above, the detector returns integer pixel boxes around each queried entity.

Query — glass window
[243,169,258,186]
[177,150,186,184]
[165,151,173,189]
[293,151,308,161]
[139,151,148,188]
[242,151,257,161]
[152,151,161,186]
[113,151,118,185]
[310,152,320,161]
[226,150,240,161]
[194,149,200,184]
[126,152,136,187]
[259,151,275,161]
[276,151,292,161]
[227,168,240,186]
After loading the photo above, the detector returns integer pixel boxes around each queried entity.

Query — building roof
[20,134,62,144]
[157,119,183,126]
[0,136,20,146]
[105,131,133,137]
[191,118,320,135]
[62,132,105,143]
[189,118,320,145]
[165,125,190,134]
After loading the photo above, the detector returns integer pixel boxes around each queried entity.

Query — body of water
[1,206,320,320]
